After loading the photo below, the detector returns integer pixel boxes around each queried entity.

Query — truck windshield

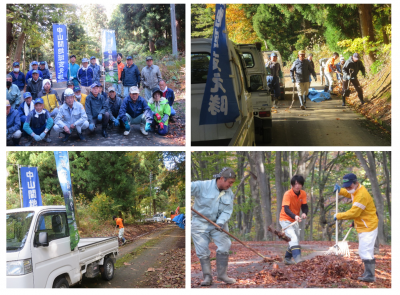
[6,211,34,251]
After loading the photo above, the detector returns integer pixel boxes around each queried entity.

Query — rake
[324,227,352,257]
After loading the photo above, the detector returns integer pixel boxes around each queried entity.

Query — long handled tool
[267,220,298,242]
[325,227,352,257]
[289,77,296,109]
[191,207,275,262]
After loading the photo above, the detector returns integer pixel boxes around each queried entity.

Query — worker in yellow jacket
[333,173,379,283]
[37,79,60,119]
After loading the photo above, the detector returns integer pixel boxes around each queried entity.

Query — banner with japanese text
[21,167,42,208]
[54,151,79,250]
[52,24,69,83]
[101,29,118,83]
[199,4,240,125]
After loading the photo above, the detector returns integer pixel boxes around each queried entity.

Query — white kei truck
[6,205,119,288]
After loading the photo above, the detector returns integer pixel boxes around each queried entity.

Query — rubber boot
[43,131,52,143]
[358,259,368,280]
[323,85,329,92]
[25,137,33,146]
[62,133,70,142]
[199,257,213,286]
[78,132,86,141]
[291,245,302,263]
[359,97,365,105]
[216,253,236,284]
[102,128,108,138]
[359,259,376,282]
[284,246,295,265]
[299,95,305,110]
[12,137,21,146]
[303,95,307,108]
[341,95,346,106]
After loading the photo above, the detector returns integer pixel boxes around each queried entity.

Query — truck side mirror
[39,232,49,247]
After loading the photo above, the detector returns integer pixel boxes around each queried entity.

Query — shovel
[191,207,277,263]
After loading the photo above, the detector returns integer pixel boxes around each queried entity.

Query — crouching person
[23,98,53,146]
[6,100,22,146]
[148,87,171,136]
[85,82,110,138]
[118,86,152,136]
[107,86,123,128]
[54,89,88,142]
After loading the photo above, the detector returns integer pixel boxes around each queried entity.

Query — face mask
[13,68,20,72]
[7,81,12,87]
[347,188,356,194]
[75,95,81,99]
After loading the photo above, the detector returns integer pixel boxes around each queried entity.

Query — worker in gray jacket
[342,53,366,105]
[191,167,237,286]
[141,56,162,101]
[54,88,88,142]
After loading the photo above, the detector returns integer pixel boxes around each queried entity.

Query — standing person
[147,86,171,136]
[6,100,22,146]
[324,52,339,92]
[37,79,60,119]
[191,167,237,285]
[333,173,379,282]
[54,88,88,142]
[342,53,366,105]
[290,50,317,110]
[78,58,94,95]
[18,92,35,125]
[25,61,43,83]
[22,98,53,146]
[318,57,329,85]
[107,87,123,128]
[336,56,346,80]
[115,53,124,97]
[279,175,308,265]
[120,56,141,100]
[113,216,126,245]
[85,83,110,138]
[7,74,21,109]
[307,53,315,82]
[38,61,51,80]
[159,80,176,122]
[73,86,87,110]
[141,56,162,101]
[67,54,80,87]
[9,62,26,91]
[118,86,152,136]
[26,70,43,100]
[90,56,101,84]
[265,52,282,107]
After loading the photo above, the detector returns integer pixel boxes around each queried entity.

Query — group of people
[6,55,177,146]
[192,168,379,285]
[265,50,366,110]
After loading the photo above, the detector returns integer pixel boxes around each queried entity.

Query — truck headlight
[6,259,33,276]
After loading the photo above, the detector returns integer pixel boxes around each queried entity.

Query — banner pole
[17,164,22,208]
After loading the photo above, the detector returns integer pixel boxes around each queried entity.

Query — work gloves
[159,122,164,130]
[145,122,152,132]
[334,214,337,221]
[39,132,47,140]
[154,113,161,121]
[216,223,224,232]
[33,134,42,141]
[97,114,102,121]
[89,123,95,131]
[333,184,341,193]
[124,121,131,131]
[114,119,120,127]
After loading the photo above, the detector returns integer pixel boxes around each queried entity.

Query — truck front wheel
[53,277,69,288]
[100,257,114,281]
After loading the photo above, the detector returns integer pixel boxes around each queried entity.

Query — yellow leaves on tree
[207,4,259,44]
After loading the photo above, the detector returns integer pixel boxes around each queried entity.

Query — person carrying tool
[324,52,339,93]
[333,173,378,282]
[191,167,237,286]
[342,53,366,105]
[113,216,126,245]
[290,50,317,110]
[279,175,308,264]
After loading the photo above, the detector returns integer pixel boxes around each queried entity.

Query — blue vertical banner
[54,151,79,250]
[21,167,42,208]
[53,24,69,83]
[199,4,240,125]
[101,29,118,83]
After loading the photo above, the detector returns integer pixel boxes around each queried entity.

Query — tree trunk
[237,152,245,232]
[282,152,290,191]
[149,38,155,53]
[355,152,386,245]
[13,32,25,63]
[308,163,315,241]
[274,152,284,232]
[7,21,14,65]
[358,4,376,69]
[153,198,156,215]
[382,151,391,219]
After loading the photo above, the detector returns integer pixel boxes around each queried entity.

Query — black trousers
[342,78,363,100]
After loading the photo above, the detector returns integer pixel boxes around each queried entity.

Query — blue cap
[271,52,277,57]
[73,86,81,92]
[90,83,98,88]
[13,62,20,67]
[96,82,102,87]
[82,58,89,63]
[23,92,32,99]
[34,98,44,104]
[32,70,39,74]
[40,61,46,65]
[342,173,357,188]
[90,56,96,60]
[31,61,38,65]
[126,56,133,60]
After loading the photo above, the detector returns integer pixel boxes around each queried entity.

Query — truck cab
[191,38,255,146]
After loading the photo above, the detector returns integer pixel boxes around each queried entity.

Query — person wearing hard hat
[290,50,317,110]
[6,100,22,146]
[279,175,308,265]
[323,52,339,93]
[191,167,237,286]
[333,173,379,282]
[342,53,366,105]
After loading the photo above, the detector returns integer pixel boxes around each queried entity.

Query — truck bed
[78,237,118,265]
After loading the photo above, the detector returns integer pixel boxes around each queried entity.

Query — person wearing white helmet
[54,88,89,142]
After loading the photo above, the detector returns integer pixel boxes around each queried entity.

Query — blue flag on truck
[102,29,118,83]
[199,4,240,125]
[21,167,42,208]
[54,151,80,250]
[52,24,69,83]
